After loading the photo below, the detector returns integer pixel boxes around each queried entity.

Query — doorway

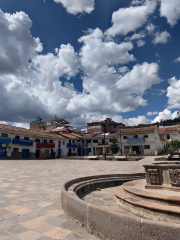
[36,150,40,158]
[132,146,140,154]
[22,149,29,159]
[0,147,6,158]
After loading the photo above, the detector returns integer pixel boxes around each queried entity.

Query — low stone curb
[61,174,180,240]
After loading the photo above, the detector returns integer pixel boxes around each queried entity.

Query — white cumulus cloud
[152,31,170,45]
[146,23,155,33]
[147,111,158,116]
[113,115,149,126]
[167,77,180,109]
[137,39,145,47]
[160,0,180,26]
[106,0,157,36]
[153,109,179,122]
[175,57,180,63]
[53,0,95,15]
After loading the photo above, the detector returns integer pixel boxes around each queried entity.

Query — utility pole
[119,125,122,156]
[101,121,106,160]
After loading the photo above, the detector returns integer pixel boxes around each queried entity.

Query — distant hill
[126,117,180,129]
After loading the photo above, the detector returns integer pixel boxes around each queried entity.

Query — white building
[0,124,64,159]
[117,126,167,155]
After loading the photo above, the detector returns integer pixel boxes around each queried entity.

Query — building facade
[87,118,125,134]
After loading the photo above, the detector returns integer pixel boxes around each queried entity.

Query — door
[58,149,61,157]
[36,150,40,158]
[51,149,53,157]
[0,147,6,158]
[78,148,81,156]
[82,149,85,156]
[22,149,29,158]
[69,148,71,156]
[93,148,95,156]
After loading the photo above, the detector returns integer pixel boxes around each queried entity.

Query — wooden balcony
[36,143,55,148]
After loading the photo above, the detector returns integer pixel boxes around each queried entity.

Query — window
[72,140,75,144]
[123,136,127,139]
[44,150,49,154]
[93,140,98,143]
[124,146,129,149]
[15,136,20,140]
[24,137,29,140]
[43,139,47,143]
[49,140,53,143]
[13,148,19,152]
[35,138,40,142]
[144,135,148,138]
[73,148,75,151]
[1,133,8,138]
[63,141,65,145]
[144,145,150,149]
[134,135,138,139]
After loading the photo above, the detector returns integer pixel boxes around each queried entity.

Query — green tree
[109,136,120,154]
[96,149,102,158]
[124,148,130,159]
[169,140,180,152]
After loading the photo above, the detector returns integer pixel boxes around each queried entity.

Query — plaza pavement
[0,157,155,240]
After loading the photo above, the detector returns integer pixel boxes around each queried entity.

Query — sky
[0,0,180,129]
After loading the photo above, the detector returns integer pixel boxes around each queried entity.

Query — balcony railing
[67,143,77,148]
[0,137,11,144]
[36,143,55,148]
[13,138,33,146]
[98,142,108,146]
[127,138,145,143]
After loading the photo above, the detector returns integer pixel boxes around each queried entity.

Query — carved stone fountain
[144,161,180,191]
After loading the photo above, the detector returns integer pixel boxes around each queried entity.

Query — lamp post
[119,125,122,156]
[101,121,106,160]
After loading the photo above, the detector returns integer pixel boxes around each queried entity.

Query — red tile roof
[158,126,180,133]
[115,125,158,135]
[0,124,65,139]
[58,133,79,139]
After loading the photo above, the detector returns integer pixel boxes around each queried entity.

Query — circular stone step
[114,179,180,224]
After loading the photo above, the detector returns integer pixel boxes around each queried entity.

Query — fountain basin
[144,161,180,191]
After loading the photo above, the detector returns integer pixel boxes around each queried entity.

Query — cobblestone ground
[0,157,155,240]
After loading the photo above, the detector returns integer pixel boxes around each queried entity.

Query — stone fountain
[114,161,180,224]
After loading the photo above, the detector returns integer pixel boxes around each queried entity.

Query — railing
[67,144,78,148]
[127,138,145,143]
[98,142,108,146]
[0,137,11,143]
[36,143,55,148]
[13,138,33,146]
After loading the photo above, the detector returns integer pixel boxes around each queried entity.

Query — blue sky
[0,0,180,128]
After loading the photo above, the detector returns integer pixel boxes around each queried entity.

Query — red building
[87,118,125,134]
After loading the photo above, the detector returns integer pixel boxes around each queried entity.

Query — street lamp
[101,121,107,160]
[119,125,122,156]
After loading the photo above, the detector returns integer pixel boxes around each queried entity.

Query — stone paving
[0,157,155,240]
